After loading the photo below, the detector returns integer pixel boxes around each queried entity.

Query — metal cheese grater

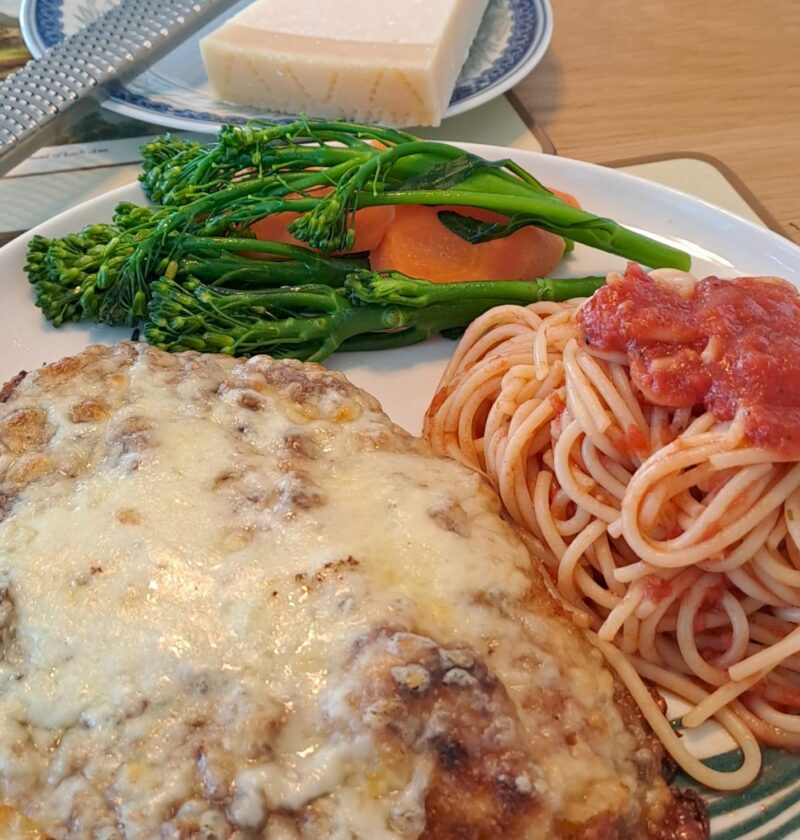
[0,0,238,174]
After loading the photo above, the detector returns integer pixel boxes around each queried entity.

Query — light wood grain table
[511,0,800,243]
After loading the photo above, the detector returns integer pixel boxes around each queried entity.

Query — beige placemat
[608,153,786,234]
[415,93,549,153]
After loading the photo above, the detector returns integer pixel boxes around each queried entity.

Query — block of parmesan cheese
[199,0,491,126]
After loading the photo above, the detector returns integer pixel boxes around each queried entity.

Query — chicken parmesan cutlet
[0,343,706,839]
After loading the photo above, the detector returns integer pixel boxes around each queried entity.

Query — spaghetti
[423,265,800,790]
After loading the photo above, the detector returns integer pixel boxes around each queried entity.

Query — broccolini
[25,117,690,360]
[146,272,606,362]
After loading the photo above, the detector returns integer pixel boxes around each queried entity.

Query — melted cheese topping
[0,344,671,838]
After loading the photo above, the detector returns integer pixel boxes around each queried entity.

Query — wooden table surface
[512,0,800,243]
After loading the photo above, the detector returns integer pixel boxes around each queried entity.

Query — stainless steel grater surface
[0,0,238,174]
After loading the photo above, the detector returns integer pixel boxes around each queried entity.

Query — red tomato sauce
[578,263,800,457]
[642,575,672,603]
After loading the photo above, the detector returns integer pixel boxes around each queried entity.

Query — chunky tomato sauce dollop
[578,264,800,457]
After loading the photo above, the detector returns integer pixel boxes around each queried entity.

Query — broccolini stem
[218,118,418,151]
[173,237,368,287]
[345,271,606,308]
[180,259,368,289]
[145,275,525,363]
[350,189,690,270]
[178,235,352,262]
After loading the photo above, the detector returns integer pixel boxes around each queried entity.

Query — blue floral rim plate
[20,0,554,133]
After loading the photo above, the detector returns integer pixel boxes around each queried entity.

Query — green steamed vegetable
[145,271,607,362]
[25,117,690,359]
[138,118,689,267]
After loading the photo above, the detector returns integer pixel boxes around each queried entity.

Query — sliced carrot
[369,205,566,283]
[248,186,395,254]
[548,187,581,209]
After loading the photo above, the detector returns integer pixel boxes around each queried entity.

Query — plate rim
[19,0,554,133]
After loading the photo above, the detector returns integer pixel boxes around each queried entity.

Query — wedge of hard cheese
[199,0,491,126]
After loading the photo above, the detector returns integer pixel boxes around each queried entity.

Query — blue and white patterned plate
[20,0,554,133]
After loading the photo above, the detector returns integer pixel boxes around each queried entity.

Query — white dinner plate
[20,0,554,132]
[2,144,800,837]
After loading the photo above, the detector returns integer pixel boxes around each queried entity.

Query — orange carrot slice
[369,205,567,283]
[249,186,395,254]
[548,187,581,209]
